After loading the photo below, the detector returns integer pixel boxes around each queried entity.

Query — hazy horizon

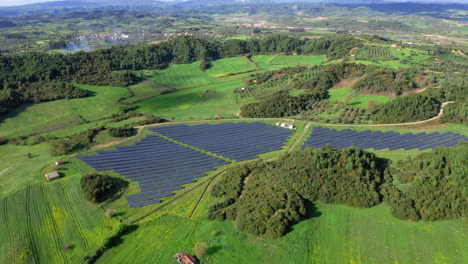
[0,0,466,8]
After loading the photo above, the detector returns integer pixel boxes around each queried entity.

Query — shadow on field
[288,200,322,234]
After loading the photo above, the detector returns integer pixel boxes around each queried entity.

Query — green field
[270,54,327,66]
[0,163,118,264]
[250,55,293,70]
[328,88,392,109]
[205,57,258,77]
[147,62,219,89]
[0,85,129,138]
[95,173,468,264]
[123,80,175,104]
[136,80,245,120]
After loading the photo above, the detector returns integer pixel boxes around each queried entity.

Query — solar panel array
[150,122,293,161]
[77,135,228,208]
[302,127,468,151]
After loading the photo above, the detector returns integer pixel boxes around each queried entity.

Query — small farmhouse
[55,160,64,165]
[214,114,222,119]
[276,122,295,130]
[45,171,60,181]
[174,252,197,264]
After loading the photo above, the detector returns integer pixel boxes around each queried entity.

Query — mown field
[136,80,245,120]
[95,171,468,264]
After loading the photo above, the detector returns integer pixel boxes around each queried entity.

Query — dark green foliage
[240,91,321,118]
[210,147,384,238]
[108,126,136,137]
[387,144,468,221]
[353,67,417,96]
[443,101,468,124]
[371,94,440,124]
[49,127,105,155]
[80,172,119,203]
[211,162,262,200]
[134,114,164,126]
[0,136,8,145]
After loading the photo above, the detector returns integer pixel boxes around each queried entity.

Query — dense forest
[384,143,468,221]
[0,35,362,115]
[208,144,468,238]
[209,146,384,238]
[370,94,440,124]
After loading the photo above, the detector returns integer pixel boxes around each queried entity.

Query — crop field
[250,55,296,70]
[328,88,392,109]
[205,57,258,77]
[136,80,244,120]
[0,85,129,138]
[270,55,327,66]
[0,168,118,264]
[95,173,468,264]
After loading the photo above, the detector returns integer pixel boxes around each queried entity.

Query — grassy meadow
[0,162,119,264]
[0,85,129,138]
[136,80,245,120]
[328,88,393,109]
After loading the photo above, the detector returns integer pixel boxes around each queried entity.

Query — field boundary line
[188,171,224,219]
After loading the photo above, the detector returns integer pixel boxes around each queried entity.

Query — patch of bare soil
[330,76,365,89]
[303,17,328,21]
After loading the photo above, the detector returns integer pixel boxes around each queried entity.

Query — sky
[0,0,63,7]
[0,0,466,7]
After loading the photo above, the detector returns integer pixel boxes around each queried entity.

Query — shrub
[108,126,136,137]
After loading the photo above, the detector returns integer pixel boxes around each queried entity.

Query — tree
[80,173,118,203]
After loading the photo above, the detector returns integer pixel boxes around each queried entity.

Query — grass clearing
[328,88,392,109]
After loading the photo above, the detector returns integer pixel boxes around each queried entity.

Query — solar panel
[301,127,467,152]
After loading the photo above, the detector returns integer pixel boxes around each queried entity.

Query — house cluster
[44,160,63,181]
[276,122,295,129]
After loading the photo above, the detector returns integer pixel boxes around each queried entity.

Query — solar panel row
[150,122,293,161]
[302,127,467,151]
[77,135,227,208]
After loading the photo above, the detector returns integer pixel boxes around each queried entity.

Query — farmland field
[206,57,258,77]
[136,80,245,120]
[0,164,118,264]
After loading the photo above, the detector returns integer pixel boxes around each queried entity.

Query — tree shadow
[206,245,222,256]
